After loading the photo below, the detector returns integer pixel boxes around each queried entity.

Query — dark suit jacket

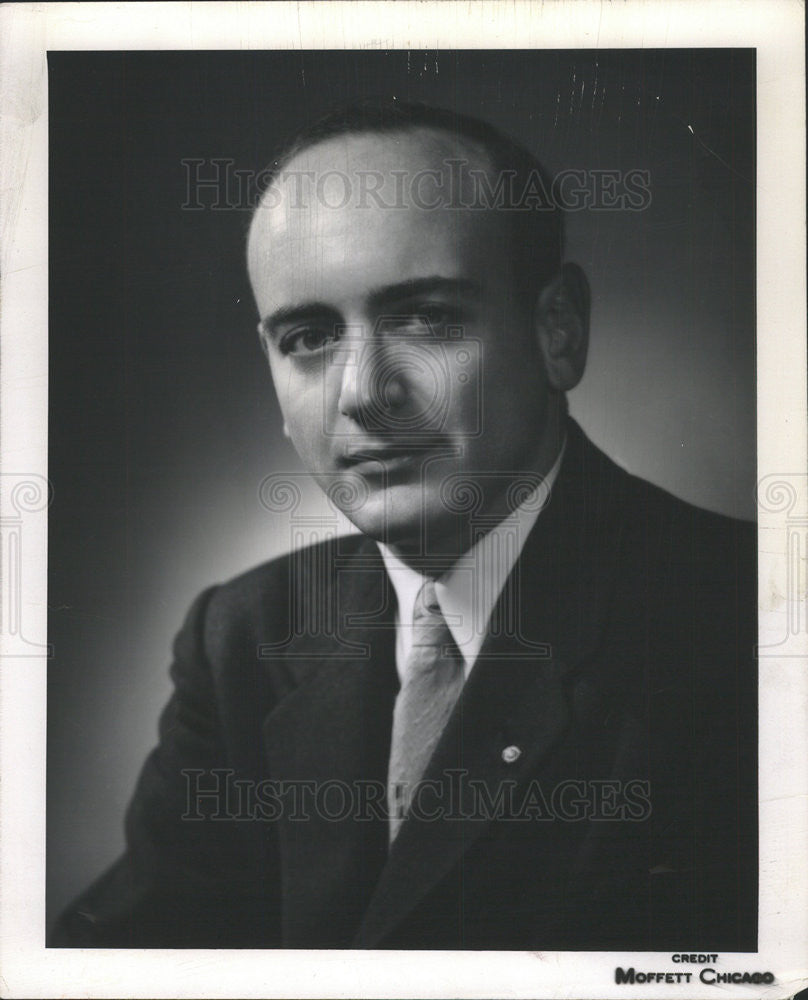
[51,421,758,950]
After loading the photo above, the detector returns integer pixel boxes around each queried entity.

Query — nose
[337,338,407,427]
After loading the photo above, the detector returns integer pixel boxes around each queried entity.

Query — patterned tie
[387,578,465,843]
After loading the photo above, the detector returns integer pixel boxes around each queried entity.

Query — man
[52,102,757,950]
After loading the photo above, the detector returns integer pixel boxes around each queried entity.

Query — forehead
[247,129,511,313]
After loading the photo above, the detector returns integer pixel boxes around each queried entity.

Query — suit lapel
[261,537,399,947]
[353,648,575,947]
[354,421,626,947]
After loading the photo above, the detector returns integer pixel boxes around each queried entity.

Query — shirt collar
[378,439,566,681]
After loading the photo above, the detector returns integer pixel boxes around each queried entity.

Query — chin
[340,509,421,547]
[333,480,464,552]
[330,481,412,540]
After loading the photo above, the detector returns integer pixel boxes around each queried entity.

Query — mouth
[340,444,427,476]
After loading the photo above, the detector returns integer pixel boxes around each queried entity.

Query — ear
[533,262,590,392]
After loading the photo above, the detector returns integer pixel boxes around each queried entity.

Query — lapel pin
[501,745,522,764]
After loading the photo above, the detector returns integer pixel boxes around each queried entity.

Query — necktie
[387,579,464,843]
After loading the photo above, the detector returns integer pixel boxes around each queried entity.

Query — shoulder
[168,533,373,698]
[561,422,757,680]
[567,425,757,715]
[570,421,755,571]
[620,465,756,582]
[201,531,368,631]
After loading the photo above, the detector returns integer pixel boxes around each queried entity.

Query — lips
[339,443,432,476]
[343,445,402,461]
[342,448,414,467]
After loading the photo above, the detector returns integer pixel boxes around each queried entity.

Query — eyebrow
[261,302,338,337]
[261,276,482,336]
[367,276,482,310]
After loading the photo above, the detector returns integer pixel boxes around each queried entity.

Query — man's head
[247,101,589,558]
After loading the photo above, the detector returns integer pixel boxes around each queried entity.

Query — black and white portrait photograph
[1,3,806,998]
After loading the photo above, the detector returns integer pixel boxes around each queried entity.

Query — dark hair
[251,100,564,302]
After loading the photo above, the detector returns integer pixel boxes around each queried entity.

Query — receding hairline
[260,100,534,179]
[252,123,500,214]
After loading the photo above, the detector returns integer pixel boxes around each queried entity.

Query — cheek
[268,360,334,453]
[483,319,545,391]
[469,348,547,446]
[409,343,483,434]
[442,341,511,439]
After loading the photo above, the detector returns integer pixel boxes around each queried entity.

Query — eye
[417,305,451,329]
[280,325,338,355]
[397,304,456,335]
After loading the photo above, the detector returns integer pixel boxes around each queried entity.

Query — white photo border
[1,2,806,998]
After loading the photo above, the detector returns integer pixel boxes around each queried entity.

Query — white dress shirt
[378,442,566,684]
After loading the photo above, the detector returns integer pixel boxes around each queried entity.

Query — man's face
[247,128,554,553]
